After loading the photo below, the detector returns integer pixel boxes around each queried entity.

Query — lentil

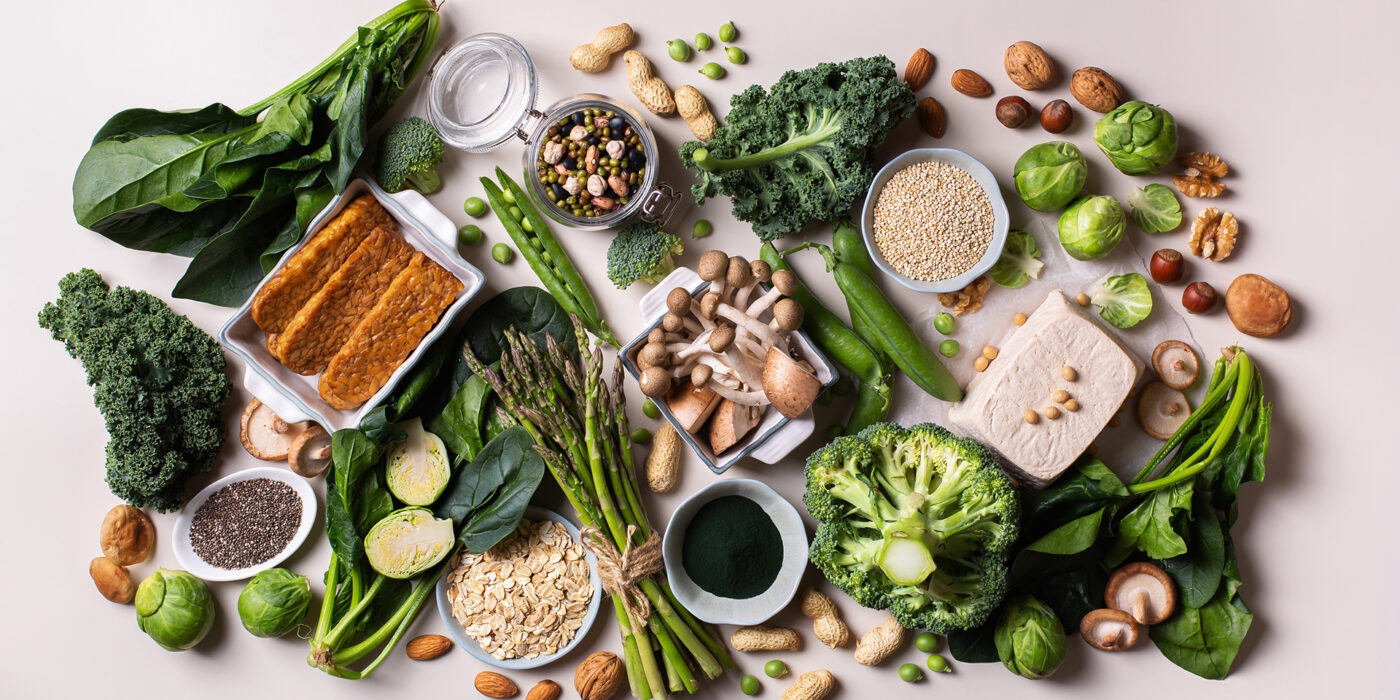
[872,162,994,282]
[189,478,301,570]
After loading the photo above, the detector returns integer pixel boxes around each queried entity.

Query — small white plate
[662,479,809,625]
[435,507,602,669]
[172,467,318,582]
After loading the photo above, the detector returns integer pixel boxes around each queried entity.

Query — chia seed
[189,478,301,569]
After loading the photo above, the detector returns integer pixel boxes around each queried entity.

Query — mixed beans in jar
[536,107,647,219]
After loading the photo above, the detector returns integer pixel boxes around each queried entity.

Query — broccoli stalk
[605,222,685,289]
[375,116,445,194]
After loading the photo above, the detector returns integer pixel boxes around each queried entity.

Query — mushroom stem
[746,285,784,319]
[715,302,787,353]
[1132,591,1148,625]
[272,417,291,434]
[733,280,761,311]
[1103,627,1121,648]
[707,383,770,406]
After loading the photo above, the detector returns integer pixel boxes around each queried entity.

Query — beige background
[2,0,1395,697]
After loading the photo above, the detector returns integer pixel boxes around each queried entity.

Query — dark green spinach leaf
[464,287,579,366]
[435,427,546,554]
[1150,558,1253,680]
[1160,489,1226,608]
[1116,481,1194,560]
[427,373,492,464]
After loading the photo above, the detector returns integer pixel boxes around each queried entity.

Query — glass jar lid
[427,33,539,153]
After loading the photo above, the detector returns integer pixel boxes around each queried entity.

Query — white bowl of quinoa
[860,148,1009,293]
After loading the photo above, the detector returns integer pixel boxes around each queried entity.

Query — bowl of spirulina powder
[172,467,317,582]
[663,479,808,625]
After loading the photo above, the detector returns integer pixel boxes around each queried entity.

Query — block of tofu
[948,290,1143,488]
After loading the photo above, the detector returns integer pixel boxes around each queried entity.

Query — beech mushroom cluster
[637,250,821,455]
[239,398,332,477]
[1080,562,1178,652]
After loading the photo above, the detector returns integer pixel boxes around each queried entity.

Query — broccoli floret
[605,222,685,289]
[679,56,915,241]
[804,422,1019,632]
[375,116,445,194]
[38,269,231,512]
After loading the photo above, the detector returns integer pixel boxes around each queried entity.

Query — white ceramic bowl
[172,467,317,582]
[859,148,1010,293]
[435,507,602,669]
[662,479,809,625]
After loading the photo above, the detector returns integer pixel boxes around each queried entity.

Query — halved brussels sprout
[135,568,215,651]
[1127,184,1182,233]
[989,229,1045,288]
[364,507,455,579]
[1058,195,1125,260]
[1013,142,1087,212]
[1093,101,1178,175]
[386,418,451,506]
[1092,273,1154,329]
[994,595,1067,680]
[238,568,311,638]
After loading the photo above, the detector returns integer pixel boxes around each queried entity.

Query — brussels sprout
[989,229,1045,288]
[994,595,1067,680]
[135,568,215,651]
[238,568,311,638]
[364,507,456,579]
[1058,195,1125,260]
[1127,184,1182,233]
[1091,273,1154,329]
[1093,101,1179,175]
[386,418,451,506]
[1013,142,1087,212]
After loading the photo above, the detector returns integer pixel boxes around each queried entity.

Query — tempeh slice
[318,253,463,410]
[250,194,397,333]
[275,227,414,375]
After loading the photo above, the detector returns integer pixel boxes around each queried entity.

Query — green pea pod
[831,220,889,368]
[479,178,581,321]
[834,261,963,401]
[846,381,890,435]
[759,243,883,387]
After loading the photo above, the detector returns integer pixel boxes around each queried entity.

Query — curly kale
[38,269,231,512]
[605,222,685,289]
[679,56,915,241]
[805,422,1019,632]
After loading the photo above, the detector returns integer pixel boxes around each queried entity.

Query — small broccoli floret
[605,222,685,289]
[804,421,1019,633]
[375,116,445,194]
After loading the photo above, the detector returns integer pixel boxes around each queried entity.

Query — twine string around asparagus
[580,525,664,629]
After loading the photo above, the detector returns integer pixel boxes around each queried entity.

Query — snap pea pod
[831,220,890,370]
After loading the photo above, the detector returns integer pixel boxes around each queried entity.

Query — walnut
[1172,151,1229,198]
[1188,208,1238,261]
[1172,174,1225,198]
[1181,151,1229,178]
[937,275,991,316]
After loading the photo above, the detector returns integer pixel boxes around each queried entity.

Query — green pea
[726,46,748,64]
[642,400,661,420]
[699,62,726,80]
[693,219,713,238]
[629,428,652,444]
[491,242,514,264]
[501,188,516,205]
[667,39,691,62]
[938,339,960,358]
[899,663,923,683]
[933,312,956,335]
[694,32,713,51]
[926,654,951,673]
[763,660,787,678]
[914,632,939,654]
[739,674,760,695]
[718,20,737,43]
[825,424,843,440]
[463,197,487,217]
[508,205,523,222]
[457,224,483,247]
[522,217,534,233]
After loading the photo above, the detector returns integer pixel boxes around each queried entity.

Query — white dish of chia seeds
[172,467,318,582]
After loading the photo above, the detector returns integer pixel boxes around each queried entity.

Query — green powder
[681,494,783,599]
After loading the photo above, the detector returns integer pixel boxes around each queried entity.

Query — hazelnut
[1181,281,1219,314]
[1039,99,1073,133]
[1150,249,1184,284]
[996,96,1032,128]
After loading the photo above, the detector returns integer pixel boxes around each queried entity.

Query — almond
[903,48,934,90]
[405,634,451,660]
[526,680,563,700]
[1004,41,1055,90]
[1070,66,1124,113]
[476,671,519,698]
[950,69,993,97]
[915,97,946,138]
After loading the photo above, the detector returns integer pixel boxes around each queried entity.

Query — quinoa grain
[873,162,994,282]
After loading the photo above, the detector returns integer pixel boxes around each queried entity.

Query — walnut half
[1172,151,1229,198]
[1188,208,1239,261]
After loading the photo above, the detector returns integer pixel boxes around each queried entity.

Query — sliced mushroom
[763,347,822,419]
[1080,608,1141,651]
[1151,341,1200,390]
[667,380,722,433]
[1105,562,1177,625]
[1137,382,1193,440]
[239,398,310,461]
[708,398,762,454]
[288,426,333,477]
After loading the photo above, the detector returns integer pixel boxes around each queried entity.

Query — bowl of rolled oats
[435,506,602,669]
[860,148,1009,294]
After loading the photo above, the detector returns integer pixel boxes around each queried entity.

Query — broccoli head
[605,222,684,289]
[805,422,1019,632]
[375,116,445,194]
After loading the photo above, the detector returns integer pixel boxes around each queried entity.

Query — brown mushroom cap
[1105,562,1177,625]
[288,426,332,478]
[1225,273,1293,338]
[1151,340,1200,390]
[1137,382,1193,440]
[638,341,669,369]
[648,328,665,344]
[666,287,694,315]
[709,325,736,352]
[691,363,713,387]
[750,260,772,283]
[1080,608,1141,651]
[639,366,673,398]
[771,269,797,296]
[699,292,721,319]
[762,347,822,418]
[774,298,804,331]
[726,256,752,288]
[239,398,309,461]
[662,312,685,333]
[697,251,728,281]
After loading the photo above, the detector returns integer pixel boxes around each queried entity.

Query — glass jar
[427,33,682,231]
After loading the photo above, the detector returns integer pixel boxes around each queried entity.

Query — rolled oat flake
[189,478,302,569]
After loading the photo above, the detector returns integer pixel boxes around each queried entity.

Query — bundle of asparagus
[463,318,731,699]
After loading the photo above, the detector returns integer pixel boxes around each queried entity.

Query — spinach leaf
[1031,566,1107,631]
[464,287,579,366]
[1022,456,1128,542]
[73,129,251,227]
[1026,507,1106,556]
[1160,489,1226,608]
[1116,480,1194,560]
[427,373,492,464]
[435,426,546,554]
[948,624,999,664]
[1150,558,1253,680]
[327,429,381,564]
[89,103,254,145]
